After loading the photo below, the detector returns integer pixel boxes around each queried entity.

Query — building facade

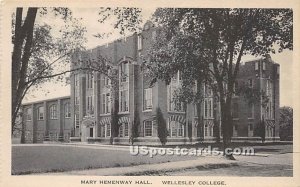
[21,22,280,144]
[22,96,72,143]
[68,22,280,144]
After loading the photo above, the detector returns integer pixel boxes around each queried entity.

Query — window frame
[143,87,153,111]
[49,104,58,119]
[144,121,153,137]
[37,106,44,120]
[65,103,71,118]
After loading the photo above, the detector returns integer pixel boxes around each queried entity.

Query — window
[255,62,259,70]
[106,124,111,137]
[119,90,129,112]
[75,113,80,128]
[37,107,44,120]
[248,79,253,88]
[105,76,111,86]
[74,74,79,87]
[65,103,71,118]
[75,76,80,105]
[232,103,239,119]
[204,98,213,119]
[233,82,238,96]
[124,122,129,137]
[168,86,184,112]
[169,121,184,137]
[106,93,111,114]
[204,84,212,97]
[87,73,94,89]
[86,96,94,114]
[119,122,129,137]
[248,123,254,137]
[144,121,153,137]
[119,125,124,137]
[26,108,32,121]
[266,80,272,96]
[262,62,266,70]
[138,35,142,50]
[120,62,129,82]
[247,103,254,119]
[101,93,111,114]
[144,88,152,110]
[49,105,57,119]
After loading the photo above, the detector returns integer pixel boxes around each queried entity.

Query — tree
[156,107,168,145]
[279,106,293,141]
[11,7,87,134]
[145,8,292,158]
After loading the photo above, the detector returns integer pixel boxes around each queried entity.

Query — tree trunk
[11,8,38,134]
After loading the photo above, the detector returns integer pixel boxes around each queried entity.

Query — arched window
[65,103,71,118]
[49,104,57,119]
[37,106,44,120]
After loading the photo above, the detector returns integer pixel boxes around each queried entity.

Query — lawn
[11,145,196,175]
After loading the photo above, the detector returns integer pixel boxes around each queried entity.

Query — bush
[156,107,168,145]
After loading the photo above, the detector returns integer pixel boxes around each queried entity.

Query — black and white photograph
[1,0,299,187]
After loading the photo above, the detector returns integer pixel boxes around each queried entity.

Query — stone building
[21,22,280,144]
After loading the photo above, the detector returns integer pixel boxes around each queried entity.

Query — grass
[11,145,197,175]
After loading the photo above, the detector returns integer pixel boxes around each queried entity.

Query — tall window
[138,35,143,50]
[119,90,129,112]
[74,74,79,87]
[87,73,94,89]
[37,107,44,120]
[169,121,184,137]
[266,80,273,119]
[86,96,94,114]
[255,62,259,70]
[233,82,238,96]
[25,108,32,121]
[49,105,57,119]
[65,103,71,118]
[101,93,111,114]
[119,124,124,137]
[124,122,129,137]
[75,74,80,105]
[120,62,129,82]
[143,88,152,110]
[168,85,184,112]
[106,123,111,137]
[75,113,80,128]
[144,121,153,137]
[204,98,213,119]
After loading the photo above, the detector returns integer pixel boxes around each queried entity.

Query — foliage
[131,108,140,145]
[279,106,293,141]
[96,7,143,38]
[11,7,87,134]
[145,8,292,155]
[156,107,168,145]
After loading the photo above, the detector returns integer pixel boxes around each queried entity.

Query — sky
[22,8,294,108]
